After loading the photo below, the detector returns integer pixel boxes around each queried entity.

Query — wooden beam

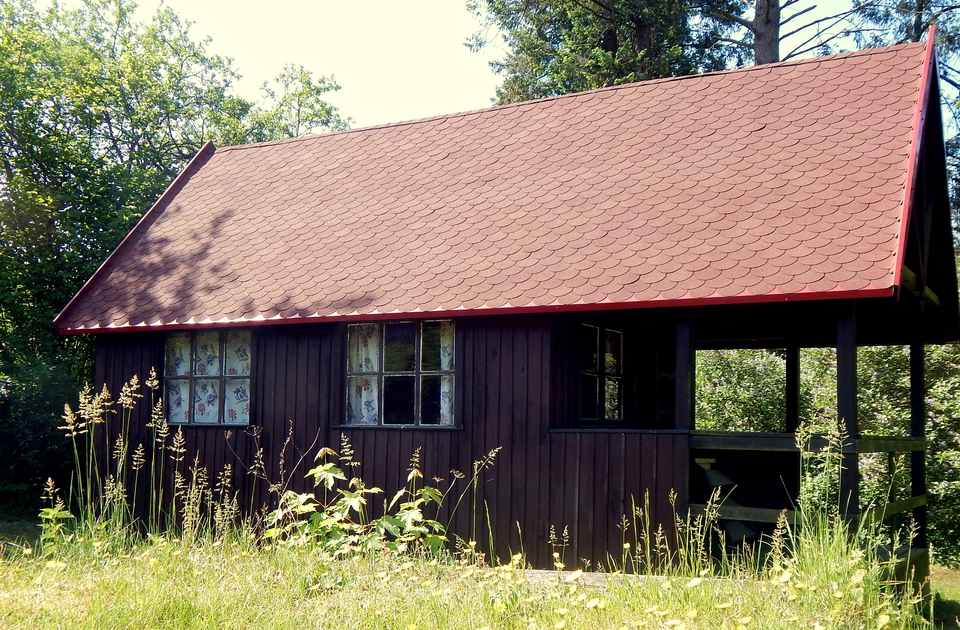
[690,432,925,453]
[911,340,927,548]
[855,436,927,452]
[688,503,796,524]
[861,495,928,525]
[785,346,800,433]
[901,265,941,305]
[675,308,695,431]
[837,301,859,519]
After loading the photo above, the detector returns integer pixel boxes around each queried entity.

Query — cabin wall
[93,313,688,569]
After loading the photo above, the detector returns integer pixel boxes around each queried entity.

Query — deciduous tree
[0,0,348,508]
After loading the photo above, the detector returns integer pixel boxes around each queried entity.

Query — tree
[467,0,744,104]
[0,0,348,369]
[697,345,960,566]
[0,0,348,509]
[709,0,864,64]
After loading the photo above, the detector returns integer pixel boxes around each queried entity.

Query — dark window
[580,324,623,423]
[346,320,455,426]
[164,329,252,425]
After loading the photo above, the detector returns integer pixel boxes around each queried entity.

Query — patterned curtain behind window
[347,324,381,424]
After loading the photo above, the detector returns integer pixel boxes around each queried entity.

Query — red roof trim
[59,285,895,335]
[893,27,937,288]
[54,141,218,327]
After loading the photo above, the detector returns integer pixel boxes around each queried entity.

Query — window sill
[549,428,690,434]
[334,424,462,431]
[168,423,250,428]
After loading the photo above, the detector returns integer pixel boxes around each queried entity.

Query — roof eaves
[54,141,217,330]
[58,284,896,335]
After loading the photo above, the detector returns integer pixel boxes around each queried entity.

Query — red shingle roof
[56,41,935,332]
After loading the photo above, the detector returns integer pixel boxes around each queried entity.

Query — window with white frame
[346,320,454,426]
[164,329,252,425]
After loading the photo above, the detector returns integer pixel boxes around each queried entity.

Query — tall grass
[0,376,932,629]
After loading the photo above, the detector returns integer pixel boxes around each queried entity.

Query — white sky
[145,0,504,129]
[41,0,865,130]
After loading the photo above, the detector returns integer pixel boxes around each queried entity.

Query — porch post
[910,339,927,548]
[785,345,801,433]
[836,300,860,520]
[674,308,695,512]
[675,308,696,431]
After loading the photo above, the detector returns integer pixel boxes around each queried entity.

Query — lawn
[2,512,958,629]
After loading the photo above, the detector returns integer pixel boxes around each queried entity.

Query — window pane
[165,333,191,376]
[193,331,221,376]
[420,375,454,425]
[421,321,442,371]
[604,329,623,375]
[166,380,189,423]
[193,379,220,423]
[383,375,415,424]
[348,324,380,373]
[224,330,252,376]
[346,376,380,424]
[420,320,455,372]
[580,374,599,420]
[581,325,599,371]
[605,376,622,421]
[384,323,416,372]
[421,375,441,424]
[224,378,250,425]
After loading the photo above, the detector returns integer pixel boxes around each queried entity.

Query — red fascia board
[893,26,937,288]
[58,285,895,334]
[53,141,217,328]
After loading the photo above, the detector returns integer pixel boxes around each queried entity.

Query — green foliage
[696,344,960,568]
[264,447,448,555]
[0,0,348,515]
[468,0,743,104]
[0,363,78,510]
[696,349,791,432]
[0,0,348,370]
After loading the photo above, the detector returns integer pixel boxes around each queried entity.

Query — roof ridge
[215,40,927,154]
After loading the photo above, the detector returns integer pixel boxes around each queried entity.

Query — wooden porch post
[675,308,696,431]
[836,300,860,520]
[674,308,695,511]
[785,346,800,433]
[910,339,927,548]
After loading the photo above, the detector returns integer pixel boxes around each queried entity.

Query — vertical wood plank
[675,309,695,430]
[836,300,860,519]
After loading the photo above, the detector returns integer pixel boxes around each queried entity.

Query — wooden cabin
[55,39,957,569]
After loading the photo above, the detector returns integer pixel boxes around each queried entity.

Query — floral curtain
[193,379,220,423]
[165,333,191,376]
[347,324,381,424]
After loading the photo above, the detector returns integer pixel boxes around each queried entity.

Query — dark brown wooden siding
[94,313,689,569]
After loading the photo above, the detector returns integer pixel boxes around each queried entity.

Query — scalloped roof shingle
[56,40,935,332]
